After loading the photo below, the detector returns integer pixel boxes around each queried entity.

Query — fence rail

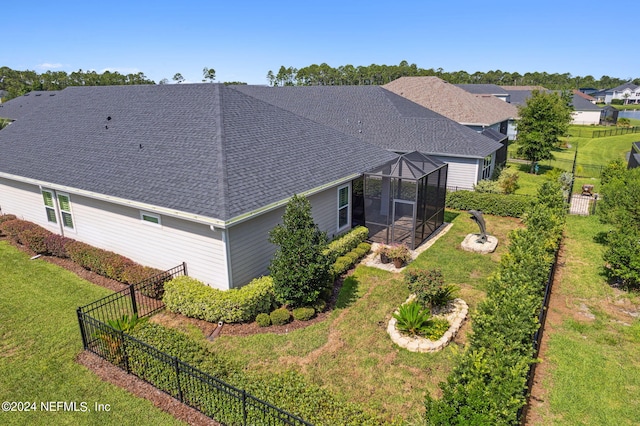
[569,126,640,138]
[77,263,312,426]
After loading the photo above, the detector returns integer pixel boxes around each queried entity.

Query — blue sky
[4,0,638,85]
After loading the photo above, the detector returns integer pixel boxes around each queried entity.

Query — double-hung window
[337,184,350,231]
[41,189,75,231]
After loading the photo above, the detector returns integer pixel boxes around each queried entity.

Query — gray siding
[432,157,480,190]
[227,185,345,288]
[0,178,230,289]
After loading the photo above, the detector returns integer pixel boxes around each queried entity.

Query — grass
[207,212,517,423]
[531,215,640,424]
[0,241,184,426]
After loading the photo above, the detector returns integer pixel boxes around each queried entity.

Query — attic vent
[35,93,42,96]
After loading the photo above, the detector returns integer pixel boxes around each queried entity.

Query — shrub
[405,269,458,310]
[292,306,315,321]
[345,251,361,263]
[0,214,17,225]
[43,234,73,258]
[497,167,520,194]
[446,190,530,217]
[392,301,433,337]
[270,307,291,326]
[269,195,332,307]
[122,264,169,298]
[19,227,52,254]
[386,243,411,263]
[352,247,367,259]
[473,179,501,193]
[255,313,271,327]
[603,228,640,289]
[357,242,371,253]
[423,317,450,340]
[66,241,134,281]
[323,226,369,261]
[312,299,327,313]
[0,219,37,243]
[163,275,276,323]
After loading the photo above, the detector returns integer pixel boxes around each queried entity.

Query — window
[57,193,74,230]
[42,189,57,223]
[140,211,161,226]
[337,184,350,231]
[481,155,493,180]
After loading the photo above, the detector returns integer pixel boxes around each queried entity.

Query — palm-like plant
[392,301,433,336]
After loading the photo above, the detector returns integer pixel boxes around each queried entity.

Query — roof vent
[107,116,112,121]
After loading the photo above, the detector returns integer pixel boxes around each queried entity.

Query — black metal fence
[569,126,640,139]
[519,248,561,424]
[77,264,312,426]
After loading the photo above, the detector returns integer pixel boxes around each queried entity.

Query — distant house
[0,84,500,289]
[573,89,596,104]
[455,84,510,102]
[500,86,602,125]
[604,82,640,104]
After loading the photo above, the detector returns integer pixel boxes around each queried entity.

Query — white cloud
[36,63,64,70]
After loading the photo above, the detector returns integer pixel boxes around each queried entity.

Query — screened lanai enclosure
[362,151,448,250]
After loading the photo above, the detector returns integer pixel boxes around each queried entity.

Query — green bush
[270,307,291,326]
[332,255,353,276]
[312,298,327,313]
[323,226,369,262]
[392,301,433,337]
[357,242,371,253]
[292,306,315,321]
[163,275,276,323]
[425,183,565,424]
[255,313,271,327]
[404,269,457,309]
[66,241,134,281]
[345,251,361,263]
[446,190,531,217]
[19,227,52,254]
[352,247,367,259]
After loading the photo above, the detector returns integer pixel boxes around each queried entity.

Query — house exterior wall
[227,184,347,288]
[431,156,480,190]
[572,110,601,125]
[0,177,230,289]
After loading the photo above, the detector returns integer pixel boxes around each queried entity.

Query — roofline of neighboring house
[0,171,360,229]
[458,119,514,127]
[388,150,489,160]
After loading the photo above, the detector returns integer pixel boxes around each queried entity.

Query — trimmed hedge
[292,306,315,321]
[446,190,531,217]
[425,181,566,424]
[270,307,291,325]
[43,233,73,258]
[0,219,38,243]
[323,226,369,262]
[330,241,371,277]
[163,276,276,323]
[19,227,52,254]
[255,313,271,327]
[66,241,135,282]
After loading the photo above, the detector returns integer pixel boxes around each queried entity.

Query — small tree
[269,195,332,307]
[516,90,573,173]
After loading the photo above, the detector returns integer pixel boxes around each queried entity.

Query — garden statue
[468,210,487,244]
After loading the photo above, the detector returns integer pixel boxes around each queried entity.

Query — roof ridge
[214,84,230,220]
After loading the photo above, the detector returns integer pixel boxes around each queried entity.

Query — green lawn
[202,212,516,423]
[532,215,640,425]
[0,241,184,426]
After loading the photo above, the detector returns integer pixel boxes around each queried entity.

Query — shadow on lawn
[335,275,360,309]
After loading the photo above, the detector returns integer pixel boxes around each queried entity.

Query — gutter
[0,171,361,229]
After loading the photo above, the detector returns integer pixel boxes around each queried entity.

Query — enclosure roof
[365,151,445,179]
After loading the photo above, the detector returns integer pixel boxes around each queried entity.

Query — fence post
[129,284,138,316]
[242,389,247,426]
[120,330,130,374]
[173,356,184,403]
[77,308,88,350]
[182,261,188,277]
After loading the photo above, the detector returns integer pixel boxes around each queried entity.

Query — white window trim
[140,211,162,227]
[41,189,58,224]
[337,184,351,232]
[56,192,75,232]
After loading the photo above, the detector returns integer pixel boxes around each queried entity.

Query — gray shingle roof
[455,84,509,96]
[0,84,398,221]
[233,85,502,158]
[0,91,61,119]
[571,94,602,111]
[608,82,638,93]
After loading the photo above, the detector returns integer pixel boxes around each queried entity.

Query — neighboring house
[604,82,640,105]
[628,142,640,169]
[591,89,607,104]
[384,77,518,141]
[573,89,596,104]
[500,86,602,125]
[455,84,510,102]
[0,84,500,289]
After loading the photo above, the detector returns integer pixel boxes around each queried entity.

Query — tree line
[0,67,155,100]
[266,61,638,89]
